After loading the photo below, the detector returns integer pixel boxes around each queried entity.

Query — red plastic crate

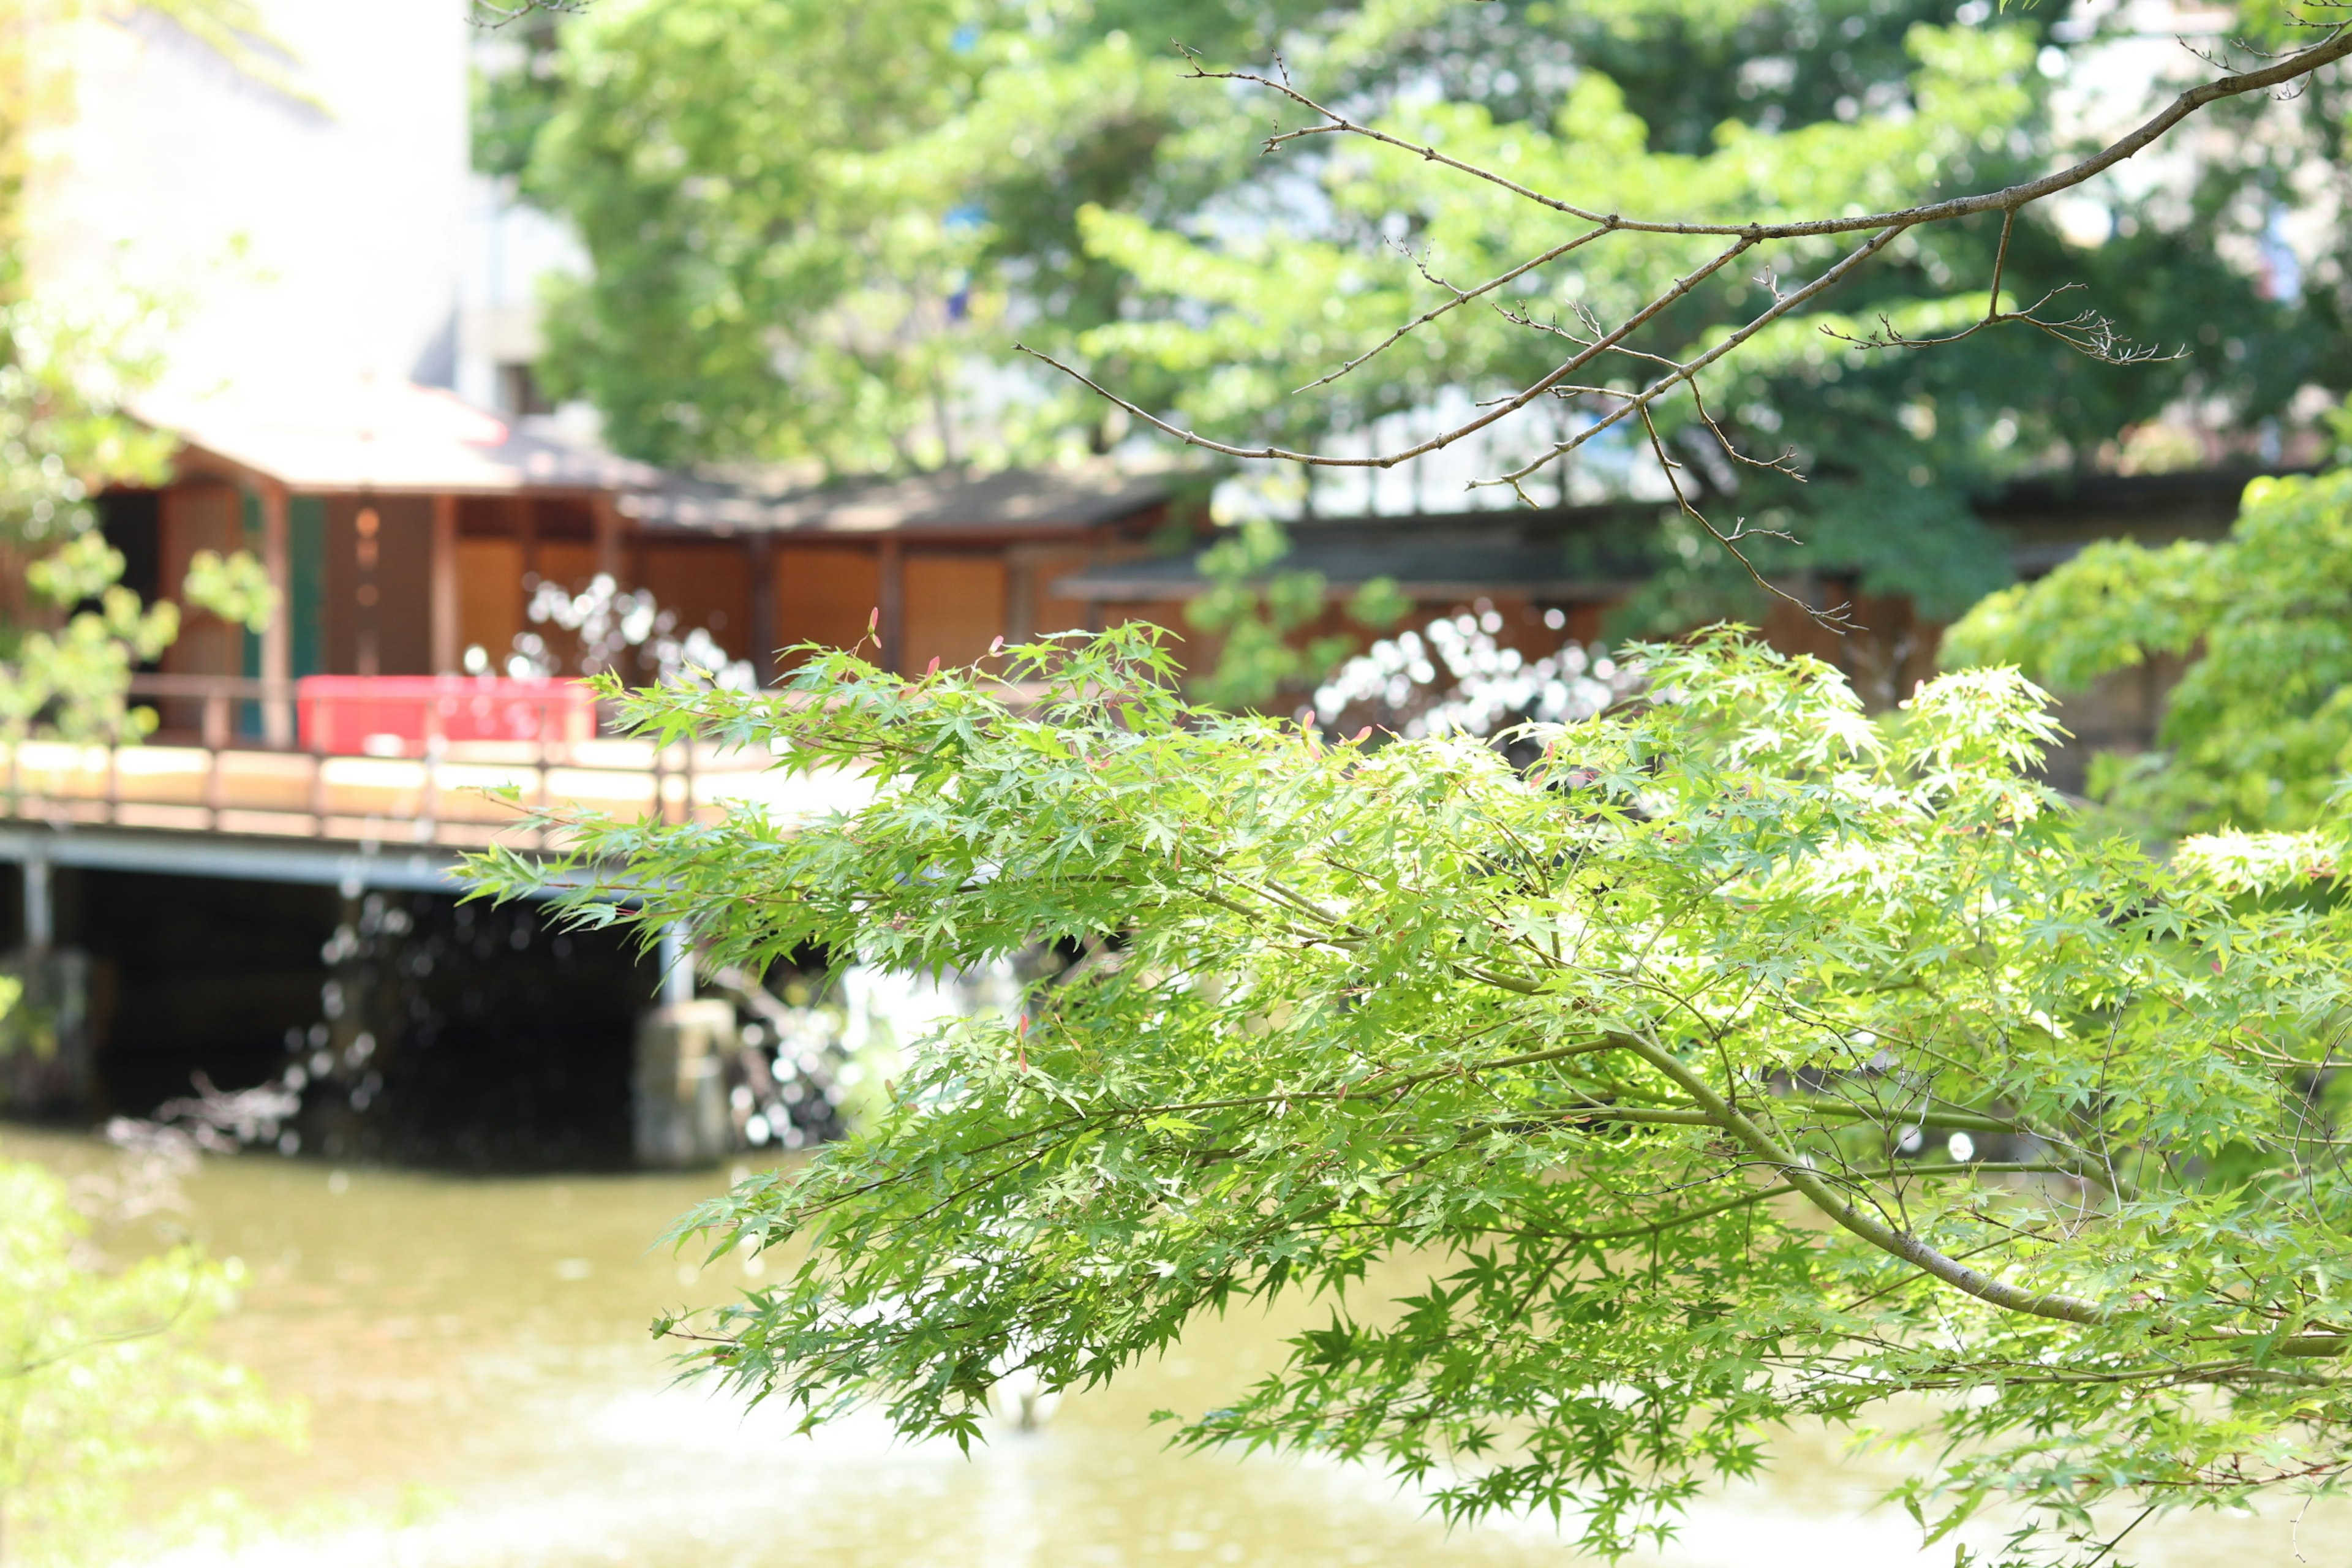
[295,676,598,756]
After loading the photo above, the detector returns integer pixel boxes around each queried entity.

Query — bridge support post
[4,848,92,1114]
[23,845,50,952]
[634,922,731,1165]
[658,922,695,1008]
[632,1000,735,1168]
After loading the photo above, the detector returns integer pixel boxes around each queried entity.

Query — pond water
[10,1127,2343,1568]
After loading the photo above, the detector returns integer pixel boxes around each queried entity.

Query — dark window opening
[95,489,162,601]
[497,362,554,417]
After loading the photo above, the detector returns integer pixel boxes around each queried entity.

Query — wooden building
[1056,470,2272,790]
[620,465,1174,679]
[103,372,2256,799]
[99,381,1176,728]
[1058,503,1644,648]
[102,380,659,740]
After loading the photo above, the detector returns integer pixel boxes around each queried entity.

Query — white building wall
[456,172,588,414]
[26,1,473,402]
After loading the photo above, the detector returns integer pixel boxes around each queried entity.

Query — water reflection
[5,1128,2335,1567]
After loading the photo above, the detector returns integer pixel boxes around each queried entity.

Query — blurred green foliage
[181,547,280,636]
[0,1148,295,1565]
[0,260,282,745]
[0,959,287,1568]
[0,1,280,745]
[1944,467,2352,835]
[1183,514,1408,707]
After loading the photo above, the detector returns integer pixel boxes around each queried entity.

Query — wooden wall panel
[636,541,754,662]
[325,496,432,676]
[535,540,599,594]
[457,496,516,539]
[531,496,595,545]
[458,537,526,670]
[522,541,601,672]
[1022,548,1101,643]
[379,496,433,676]
[774,546,880,665]
[157,481,243,678]
[903,554,1006,673]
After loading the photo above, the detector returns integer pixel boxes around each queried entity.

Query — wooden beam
[258,481,292,744]
[1005,548,1036,646]
[592,492,624,586]
[747,533,777,687]
[514,494,538,582]
[877,538,905,673]
[430,494,460,674]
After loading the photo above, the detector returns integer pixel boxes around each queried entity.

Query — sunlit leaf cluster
[476,626,2352,1565]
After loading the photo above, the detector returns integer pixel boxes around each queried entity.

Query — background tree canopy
[485,0,2348,619]
[1944,462,2352,836]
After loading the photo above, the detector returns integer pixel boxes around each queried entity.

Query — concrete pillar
[0,950,91,1115]
[22,846,49,952]
[632,999,735,1167]
[4,853,91,1114]
[658,922,695,1007]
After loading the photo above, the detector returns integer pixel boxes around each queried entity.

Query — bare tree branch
[1024,28,2351,472]
[1635,400,1835,626]
[1195,28,2352,243]
[1482,222,1910,489]
[1020,233,1765,468]
[1296,225,1619,393]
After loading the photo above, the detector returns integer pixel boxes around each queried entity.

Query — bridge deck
[0,734,845,852]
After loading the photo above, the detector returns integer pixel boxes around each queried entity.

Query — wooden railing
[0,674,823,851]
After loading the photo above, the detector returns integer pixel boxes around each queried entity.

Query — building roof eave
[136,381,666,497]
[1057,570,1633,604]
[621,465,1172,537]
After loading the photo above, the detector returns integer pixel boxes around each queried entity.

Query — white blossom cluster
[494,571,757,690]
[1313,606,1640,740]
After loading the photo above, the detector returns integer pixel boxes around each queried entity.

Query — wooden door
[774,546,881,666]
[903,554,1006,673]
